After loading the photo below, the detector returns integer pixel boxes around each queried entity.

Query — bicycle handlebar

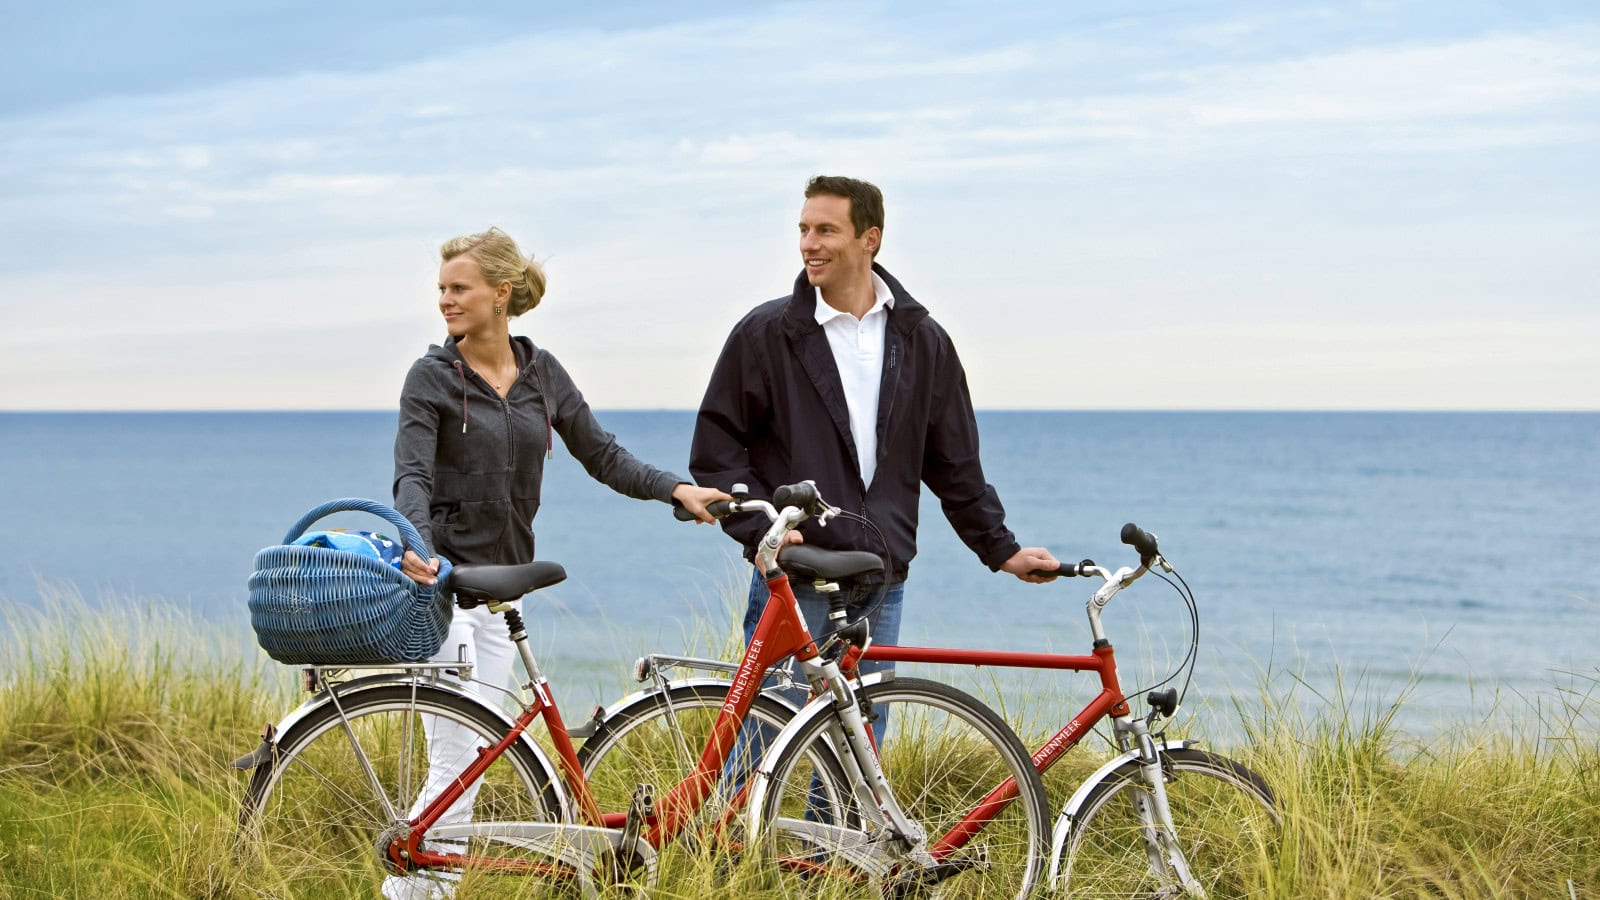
[672,481,834,525]
[680,492,1165,585]
[771,481,830,517]
[1031,523,1162,588]
[1029,559,1096,578]
[1120,522,1160,561]
[672,499,735,521]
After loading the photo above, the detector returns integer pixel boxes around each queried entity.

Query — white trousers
[382,602,520,900]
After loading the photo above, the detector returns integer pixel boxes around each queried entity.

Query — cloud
[1011,26,1600,156]
[1,5,1596,409]
[1182,31,1600,126]
[8,18,1596,241]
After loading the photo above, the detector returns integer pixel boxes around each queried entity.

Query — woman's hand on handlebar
[672,483,735,524]
[402,550,441,586]
[1000,546,1061,583]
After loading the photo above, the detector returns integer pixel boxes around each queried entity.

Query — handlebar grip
[771,481,823,515]
[1030,559,1095,578]
[1120,522,1160,560]
[673,499,736,521]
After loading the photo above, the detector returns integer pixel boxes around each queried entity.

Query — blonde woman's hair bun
[520,256,547,315]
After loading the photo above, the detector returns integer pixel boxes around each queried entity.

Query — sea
[2,411,1595,738]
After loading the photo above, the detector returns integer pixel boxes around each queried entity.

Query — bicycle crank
[882,846,988,898]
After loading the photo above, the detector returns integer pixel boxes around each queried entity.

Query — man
[691,175,1060,669]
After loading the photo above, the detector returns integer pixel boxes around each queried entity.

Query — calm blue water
[2,411,1595,734]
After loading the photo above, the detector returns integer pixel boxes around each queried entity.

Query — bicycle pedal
[883,849,986,897]
[619,784,655,860]
[629,783,655,817]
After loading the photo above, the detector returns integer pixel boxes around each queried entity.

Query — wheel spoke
[238,685,565,895]
[757,677,1048,899]
[1063,748,1281,897]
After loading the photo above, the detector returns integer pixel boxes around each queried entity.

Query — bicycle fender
[594,676,806,728]
[250,672,479,745]
[741,671,894,840]
[1047,739,1195,886]
[232,674,499,766]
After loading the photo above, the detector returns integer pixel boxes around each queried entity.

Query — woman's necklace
[487,362,516,392]
[469,356,517,393]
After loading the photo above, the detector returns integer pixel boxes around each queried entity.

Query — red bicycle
[234,482,1050,898]
[584,522,1283,898]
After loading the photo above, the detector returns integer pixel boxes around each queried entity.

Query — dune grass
[1,590,1595,898]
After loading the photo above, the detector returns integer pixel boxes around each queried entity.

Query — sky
[2,0,1596,411]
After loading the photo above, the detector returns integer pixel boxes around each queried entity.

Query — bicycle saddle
[445,561,567,602]
[777,545,884,581]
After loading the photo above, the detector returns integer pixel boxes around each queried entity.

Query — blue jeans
[722,571,905,799]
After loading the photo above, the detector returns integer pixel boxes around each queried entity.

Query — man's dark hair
[805,176,885,253]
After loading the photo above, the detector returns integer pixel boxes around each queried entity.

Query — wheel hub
[376,822,417,874]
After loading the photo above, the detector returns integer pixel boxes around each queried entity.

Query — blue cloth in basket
[292,530,405,569]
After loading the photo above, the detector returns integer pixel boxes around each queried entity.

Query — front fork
[794,652,928,855]
[1114,714,1205,897]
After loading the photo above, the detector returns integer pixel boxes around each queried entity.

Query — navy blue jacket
[690,264,1020,582]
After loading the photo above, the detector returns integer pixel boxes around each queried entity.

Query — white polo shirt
[814,272,895,487]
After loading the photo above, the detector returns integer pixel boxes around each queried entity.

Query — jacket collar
[428,334,536,370]
[781,262,928,338]
[780,262,924,475]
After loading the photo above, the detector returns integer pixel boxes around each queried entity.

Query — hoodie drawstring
[451,349,550,457]
[529,358,554,460]
[453,360,469,433]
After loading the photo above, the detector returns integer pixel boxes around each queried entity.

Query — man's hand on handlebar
[1000,547,1061,584]
[672,483,735,524]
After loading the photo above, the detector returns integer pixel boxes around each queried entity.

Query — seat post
[817,579,847,625]
[489,598,546,689]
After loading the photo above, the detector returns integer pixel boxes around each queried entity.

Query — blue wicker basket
[248,498,454,665]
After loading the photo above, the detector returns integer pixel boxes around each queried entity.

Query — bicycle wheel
[577,682,834,831]
[1060,746,1281,897]
[755,676,1050,899]
[238,683,566,898]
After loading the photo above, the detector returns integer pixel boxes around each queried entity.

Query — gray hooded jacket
[393,335,683,566]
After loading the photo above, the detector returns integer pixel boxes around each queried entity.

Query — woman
[387,227,726,899]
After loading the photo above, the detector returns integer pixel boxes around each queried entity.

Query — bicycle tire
[1060,746,1281,897]
[577,682,845,832]
[755,676,1050,899]
[238,683,565,897]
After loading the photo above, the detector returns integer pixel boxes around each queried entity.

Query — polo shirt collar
[815,271,895,325]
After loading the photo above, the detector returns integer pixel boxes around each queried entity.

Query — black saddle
[445,561,567,602]
[777,545,884,582]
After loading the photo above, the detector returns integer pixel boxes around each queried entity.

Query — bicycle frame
[855,642,1133,855]
[387,568,826,876]
[395,488,941,885]
[830,555,1178,864]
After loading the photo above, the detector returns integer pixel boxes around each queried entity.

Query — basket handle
[281,498,434,561]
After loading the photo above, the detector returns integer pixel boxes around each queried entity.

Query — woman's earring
[494,306,504,315]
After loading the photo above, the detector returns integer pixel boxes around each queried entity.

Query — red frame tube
[860,641,1132,859]
[644,572,817,845]
[393,571,825,873]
